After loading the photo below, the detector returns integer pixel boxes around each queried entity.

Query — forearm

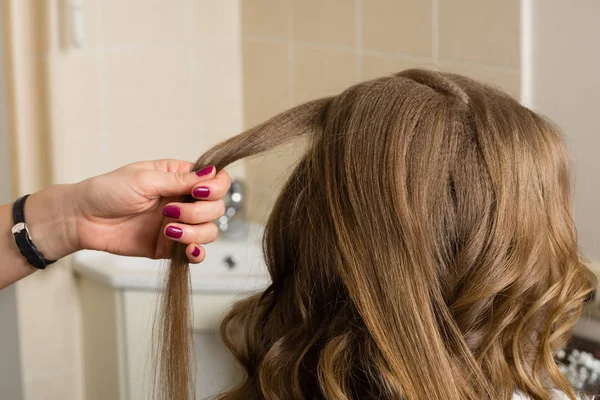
[0,184,81,289]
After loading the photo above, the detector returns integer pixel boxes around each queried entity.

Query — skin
[0,159,231,289]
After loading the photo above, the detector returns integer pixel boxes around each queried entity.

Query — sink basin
[73,223,270,294]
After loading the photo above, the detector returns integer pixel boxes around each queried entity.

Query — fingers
[186,244,206,264]
[191,169,231,200]
[162,199,225,225]
[145,164,217,197]
[158,167,231,264]
[164,222,219,245]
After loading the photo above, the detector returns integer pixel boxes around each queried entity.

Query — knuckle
[193,201,225,222]
[192,205,204,222]
[173,172,187,186]
[205,223,219,242]
[223,170,232,187]
[192,204,208,223]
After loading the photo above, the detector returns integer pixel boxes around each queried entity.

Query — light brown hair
[156,69,596,399]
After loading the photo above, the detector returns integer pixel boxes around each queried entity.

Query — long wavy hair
[156,69,597,400]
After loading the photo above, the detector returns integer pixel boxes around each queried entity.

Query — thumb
[144,165,215,197]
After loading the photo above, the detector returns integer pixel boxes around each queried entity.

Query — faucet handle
[218,179,247,238]
[222,254,240,269]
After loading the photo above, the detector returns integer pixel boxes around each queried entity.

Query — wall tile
[23,370,82,400]
[246,141,307,223]
[13,0,47,55]
[246,186,278,224]
[17,261,83,389]
[241,0,289,38]
[47,53,101,133]
[439,0,520,68]
[46,0,99,52]
[439,61,520,99]
[531,0,600,261]
[102,47,198,167]
[193,38,244,150]
[7,1,53,193]
[293,45,357,105]
[47,53,104,182]
[292,0,355,47]
[191,0,241,39]
[361,54,428,81]
[242,39,290,128]
[79,0,99,50]
[98,0,189,47]
[52,126,110,184]
[246,142,305,191]
[363,0,432,57]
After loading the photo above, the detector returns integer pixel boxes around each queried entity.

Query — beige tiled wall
[47,0,243,184]
[530,0,600,263]
[5,1,243,399]
[242,0,521,223]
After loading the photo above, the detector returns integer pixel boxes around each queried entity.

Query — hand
[67,159,230,262]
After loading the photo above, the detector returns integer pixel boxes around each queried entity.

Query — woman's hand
[26,159,230,263]
[73,159,230,262]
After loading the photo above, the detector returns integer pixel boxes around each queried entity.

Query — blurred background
[0,1,598,399]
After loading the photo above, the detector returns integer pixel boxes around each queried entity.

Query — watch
[11,194,56,269]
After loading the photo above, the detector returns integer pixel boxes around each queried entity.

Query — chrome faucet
[217,179,248,238]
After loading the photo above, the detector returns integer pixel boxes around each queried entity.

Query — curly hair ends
[156,69,597,400]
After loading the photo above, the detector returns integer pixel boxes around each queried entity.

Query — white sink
[73,223,270,293]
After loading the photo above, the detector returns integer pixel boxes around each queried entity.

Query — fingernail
[192,246,201,257]
[162,205,181,219]
[196,165,214,177]
[165,226,183,239]
[192,186,210,198]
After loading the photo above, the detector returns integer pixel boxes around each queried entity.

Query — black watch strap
[11,195,56,269]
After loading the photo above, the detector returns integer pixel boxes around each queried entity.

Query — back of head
[160,69,597,400]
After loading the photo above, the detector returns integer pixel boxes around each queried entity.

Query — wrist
[24,184,82,260]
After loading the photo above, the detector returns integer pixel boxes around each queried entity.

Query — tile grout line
[95,0,110,165]
[65,42,209,55]
[287,0,295,107]
[438,57,520,73]
[185,0,195,83]
[362,49,434,64]
[243,35,519,73]
[236,0,244,134]
[520,0,533,106]
[432,0,439,65]
[184,0,200,135]
[354,0,363,81]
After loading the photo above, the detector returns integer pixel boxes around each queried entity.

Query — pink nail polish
[196,165,214,177]
[162,205,181,219]
[192,246,201,257]
[192,186,210,198]
[165,226,183,239]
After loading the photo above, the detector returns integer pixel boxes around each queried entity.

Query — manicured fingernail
[165,226,183,239]
[192,246,201,257]
[162,205,181,219]
[192,186,210,198]
[196,165,214,177]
